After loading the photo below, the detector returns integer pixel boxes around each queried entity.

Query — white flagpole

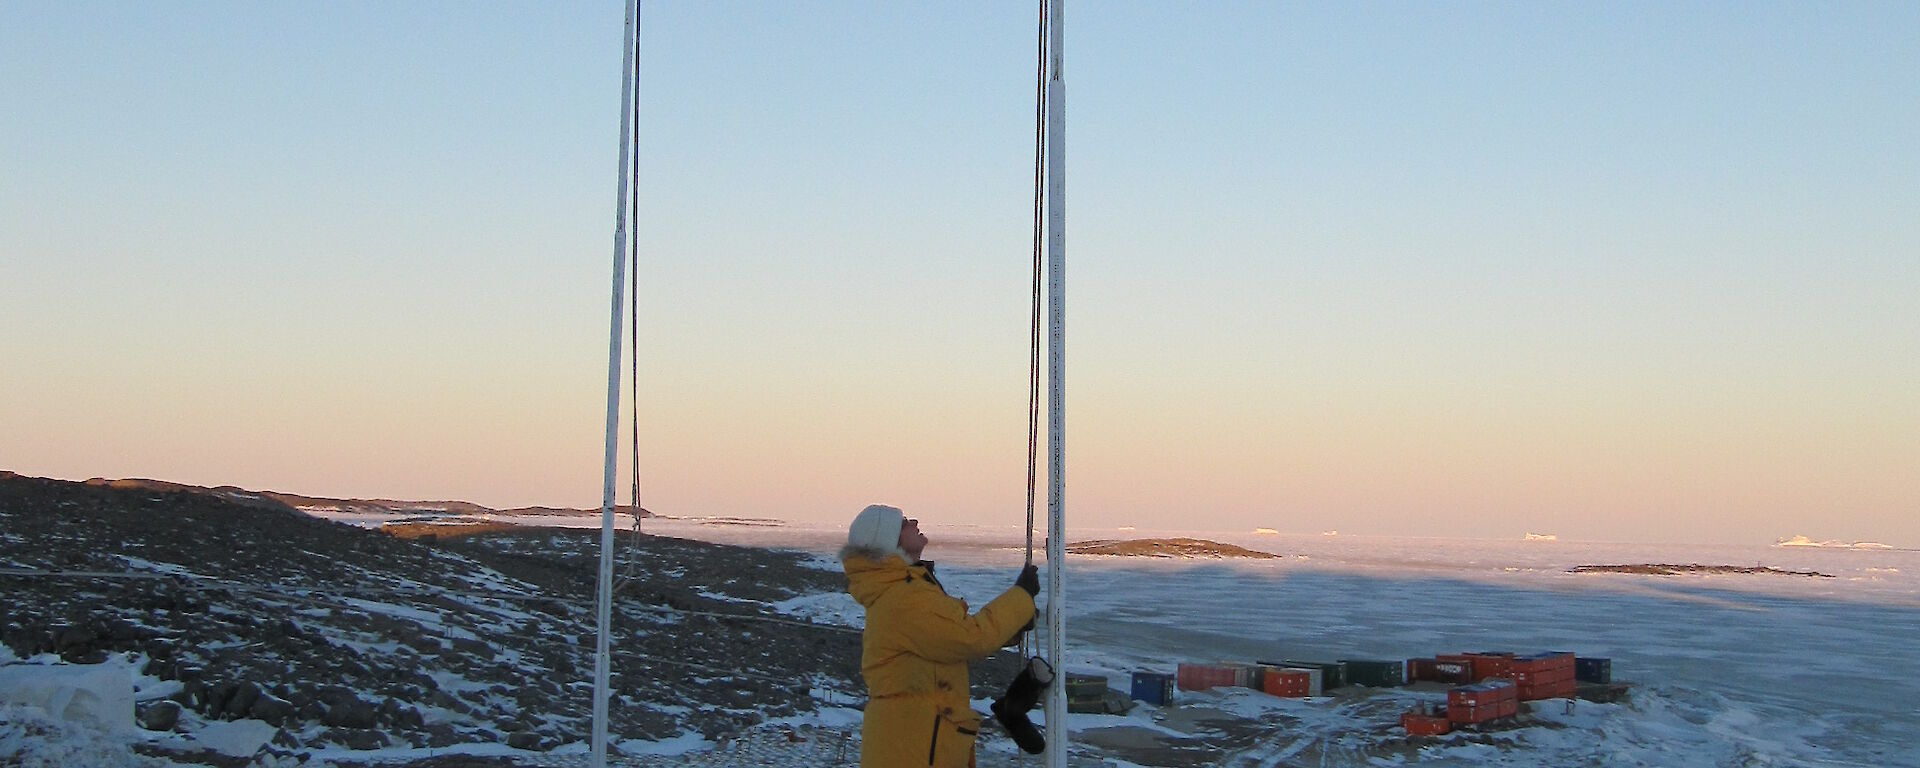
[1042,1,1067,767]
[593,1,641,766]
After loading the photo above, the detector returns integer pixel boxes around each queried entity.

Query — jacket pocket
[927,711,979,766]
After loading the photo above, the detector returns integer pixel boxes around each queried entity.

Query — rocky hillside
[56,475,650,520]
[0,472,1016,762]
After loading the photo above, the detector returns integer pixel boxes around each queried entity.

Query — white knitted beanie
[844,504,906,560]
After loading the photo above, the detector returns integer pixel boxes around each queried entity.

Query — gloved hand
[1015,564,1040,596]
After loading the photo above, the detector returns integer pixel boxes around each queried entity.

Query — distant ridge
[1066,537,1281,559]
[67,475,650,520]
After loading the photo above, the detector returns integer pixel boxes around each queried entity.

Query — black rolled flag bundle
[992,656,1053,754]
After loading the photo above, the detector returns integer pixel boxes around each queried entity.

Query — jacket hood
[843,553,926,608]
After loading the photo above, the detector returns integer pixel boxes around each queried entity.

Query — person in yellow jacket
[841,504,1039,767]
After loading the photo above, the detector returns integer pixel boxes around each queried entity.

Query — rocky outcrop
[0,472,966,760]
[1064,537,1282,559]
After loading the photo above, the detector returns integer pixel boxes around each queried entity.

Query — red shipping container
[1260,668,1311,698]
[1513,666,1574,689]
[1447,704,1505,725]
[1177,663,1247,691]
[1468,652,1516,681]
[1518,679,1577,701]
[1402,712,1452,736]
[1513,652,1574,672]
[1448,680,1517,710]
[1510,656,1552,675]
[1440,652,1515,682]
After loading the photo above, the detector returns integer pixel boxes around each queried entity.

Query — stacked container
[1512,652,1577,701]
[1066,673,1108,713]
[1130,671,1175,706]
[1446,679,1518,725]
[1177,662,1250,691]
[1438,652,1515,682]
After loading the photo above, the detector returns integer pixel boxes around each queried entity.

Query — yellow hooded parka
[843,553,1036,767]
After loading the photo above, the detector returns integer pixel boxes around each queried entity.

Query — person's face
[898,516,928,559]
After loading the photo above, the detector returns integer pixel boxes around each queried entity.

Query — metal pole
[1041,1,1067,767]
[593,2,641,766]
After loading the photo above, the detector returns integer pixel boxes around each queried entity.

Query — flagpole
[1041,1,1067,767]
[592,1,641,765]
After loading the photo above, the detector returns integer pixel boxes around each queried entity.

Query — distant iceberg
[1775,535,1892,549]
[1253,527,1279,535]
[1525,533,1558,541]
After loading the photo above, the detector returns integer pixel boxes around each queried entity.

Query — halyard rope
[1020,0,1051,662]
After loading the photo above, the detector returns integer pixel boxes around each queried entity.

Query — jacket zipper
[928,714,940,764]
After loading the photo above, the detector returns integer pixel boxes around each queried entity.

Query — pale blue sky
[4,2,1916,546]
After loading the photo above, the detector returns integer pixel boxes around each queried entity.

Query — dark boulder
[249,691,296,726]
[138,700,182,731]
[322,698,379,729]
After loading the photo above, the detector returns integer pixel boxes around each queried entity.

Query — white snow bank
[0,703,168,768]
[0,660,136,734]
[187,718,278,758]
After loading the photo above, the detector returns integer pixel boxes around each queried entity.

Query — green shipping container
[1339,659,1406,688]
[1065,673,1108,699]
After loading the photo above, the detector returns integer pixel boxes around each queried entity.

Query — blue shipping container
[1131,671,1175,706]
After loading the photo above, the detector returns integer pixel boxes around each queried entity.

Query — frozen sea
[7,511,1916,767]
[652,518,1920,768]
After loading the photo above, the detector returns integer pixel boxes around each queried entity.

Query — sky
[3,1,1916,547]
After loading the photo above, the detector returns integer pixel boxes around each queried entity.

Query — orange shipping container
[1448,680,1517,710]
[1260,668,1311,698]
[1402,712,1452,736]
[1470,652,1517,680]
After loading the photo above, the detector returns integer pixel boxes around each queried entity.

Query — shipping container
[1444,681,1519,726]
[1177,663,1250,691]
[1512,652,1575,675]
[1249,665,1284,691]
[1065,673,1108,699]
[1513,652,1576,695]
[1268,659,1346,690]
[1402,711,1452,736]
[1130,672,1175,706]
[1409,658,1474,685]
[1448,680,1517,710]
[1574,681,1630,704]
[1283,666,1323,696]
[1066,674,1111,715]
[1340,659,1407,688]
[1575,657,1612,684]
[1444,652,1514,681]
[1260,668,1311,698]
[1446,703,1507,725]
[1518,679,1577,701]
